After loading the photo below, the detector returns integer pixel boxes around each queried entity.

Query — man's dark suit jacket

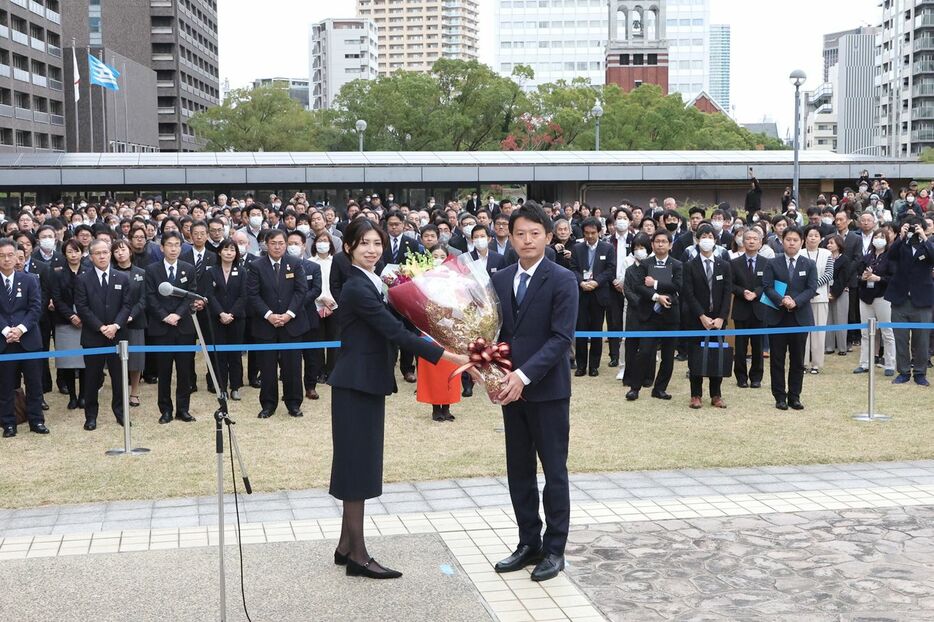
[682,254,733,331]
[730,254,768,323]
[763,254,818,326]
[382,235,422,265]
[632,255,683,325]
[0,270,42,352]
[468,249,507,275]
[491,258,578,403]
[144,260,197,337]
[328,268,442,396]
[246,254,309,339]
[568,240,616,307]
[206,263,248,320]
[884,236,934,309]
[299,258,323,331]
[74,268,131,347]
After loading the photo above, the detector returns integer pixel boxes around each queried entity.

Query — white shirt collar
[95,266,108,280]
[353,264,383,294]
[164,260,177,272]
[269,256,280,267]
[516,256,544,281]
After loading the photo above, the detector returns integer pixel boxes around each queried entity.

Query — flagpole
[99,50,108,152]
[72,39,80,152]
[87,46,95,152]
[122,62,129,152]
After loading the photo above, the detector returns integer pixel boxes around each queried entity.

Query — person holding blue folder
[762,227,818,411]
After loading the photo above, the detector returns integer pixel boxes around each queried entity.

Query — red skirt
[416,357,462,405]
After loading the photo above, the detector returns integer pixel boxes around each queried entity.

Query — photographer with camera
[884,217,934,386]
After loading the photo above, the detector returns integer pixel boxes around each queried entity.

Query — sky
[218,0,881,137]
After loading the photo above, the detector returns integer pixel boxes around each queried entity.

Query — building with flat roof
[708,23,730,112]
[310,18,378,110]
[0,0,67,153]
[253,77,310,110]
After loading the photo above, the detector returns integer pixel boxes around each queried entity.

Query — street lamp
[591,101,604,151]
[789,69,806,203]
[355,119,367,152]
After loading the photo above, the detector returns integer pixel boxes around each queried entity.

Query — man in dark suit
[0,238,48,437]
[731,227,767,388]
[885,218,934,386]
[381,210,421,383]
[448,213,476,254]
[287,231,324,400]
[763,227,818,410]
[144,231,198,424]
[461,225,507,397]
[489,202,578,583]
[180,220,217,392]
[569,218,615,376]
[246,229,309,418]
[16,231,53,402]
[683,225,733,409]
[74,239,131,431]
[492,212,513,257]
[626,230,683,401]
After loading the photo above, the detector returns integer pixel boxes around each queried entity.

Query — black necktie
[101,272,107,289]
[788,257,795,275]
[392,238,399,259]
[5,276,11,300]
[705,259,714,309]
[168,265,175,284]
[273,262,280,277]
[747,257,754,277]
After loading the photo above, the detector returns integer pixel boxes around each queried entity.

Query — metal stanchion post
[853,318,890,422]
[106,340,151,455]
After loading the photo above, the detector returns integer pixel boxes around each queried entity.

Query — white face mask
[419,218,428,227]
[403,230,417,240]
[752,215,760,223]
[439,232,451,243]
[287,244,303,257]
[237,244,248,255]
[433,257,444,266]
[473,238,489,251]
[907,196,916,204]
[296,224,310,235]
[249,215,263,229]
[272,202,281,209]
[39,238,56,252]
[462,224,475,236]
[315,242,331,254]
[79,202,87,209]
[698,238,716,253]
[616,219,629,232]
[633,248,648,261]
[872,238,887,249]
[734,236,743,246]
[711,220,724,232]
[821,217,833,226]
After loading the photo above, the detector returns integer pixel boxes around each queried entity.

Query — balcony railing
[151,27,173,35]
[911,129,934,142]
[31,74,47,87]
[29,1,44,17]
[49,78,62,91]
[158,107,175,114]
[33,111,48,124]
[12,30,29,45]
[50,114,63,126]
[0,25,8,39]
[152,53,175,62]
[916,37,934,52]
[47,44,61,58]
[156,80,176,88]
[0,104,12,118]
[30,37,45,52]
[14,107,32,121]
[46,9,59,24]
[913,107,934,119]
[0,64,9,78]
[10,0,27,8]
[13,67,29,82]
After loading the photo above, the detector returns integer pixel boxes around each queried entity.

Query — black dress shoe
[334,550,349,566]
[588,368,599,377]
[609,358,619,367]
[29,423,50,435]
[258,409,274,419]
[750,381,762,389]
[530,554,565,582]
[2,425,16,438]
[67,398,79,410]
[78,397,85,409]
[574,368,587,377]
[158,412,173,424]
[346,557,402,579]
[494,545,544,573]
[461,386,473,398]
[736,380,748,388]
[789,399,805,410]
[625,389,639,401]
[675,353,688,362]
[775,401,788,411]
[84,419,97,431]
[651,390,672,400]
[249,379,262,389]
[175,412,196,422]
[288,409,303,418]
[41,399,49,411]
[230,390,241,401]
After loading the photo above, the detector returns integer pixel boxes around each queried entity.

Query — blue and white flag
[88,53,120,91]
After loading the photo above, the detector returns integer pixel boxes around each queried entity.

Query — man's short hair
[508,201,554,234]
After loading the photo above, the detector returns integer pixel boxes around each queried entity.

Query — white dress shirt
[265,257,296,319]
[615,233,628,280]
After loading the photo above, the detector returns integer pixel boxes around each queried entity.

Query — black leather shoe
[78,398,85,409]
[789,399,805,411]
[29,423,50,435]
[736,380,748,388]
[609,358,619,367]
[461,386,473,398]
[651,390,672,400]
[574,368,587,377]
[189,384,199,393]
[41,399,49,411]
[258,409,274,419]
[288,409,304,418]
[588,369,599,377]
[249,379,262,389]
[67,398,79,410]
[675,353,688,362]
[230,390,241,401]
[625,389,639,401]
[2,425,16,438]
[84,419,97,431]
[334,550,349,566]
[158,412,173,424]
[775,401,788,411]
[175,412,196,422]
[750,381,762,389]
[346,557,402,579]
[530,554,565,582]
[494,545,544,573]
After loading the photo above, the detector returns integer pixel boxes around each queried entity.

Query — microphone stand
[189,297,253,622]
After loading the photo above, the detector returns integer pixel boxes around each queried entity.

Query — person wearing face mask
[709,208,732,248]
[310,232,339,392]
[468,225,506,277]
[239,206,265,256]
[569,218,616,377]
[448,213,476,253]
[672,207,705,261]
[619,234,654,386]
[682,225,733,409]
[287,231,325,401]
[607,207,634,371]
[464,192,481,215]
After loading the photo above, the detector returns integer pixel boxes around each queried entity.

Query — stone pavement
[3,460,934,621]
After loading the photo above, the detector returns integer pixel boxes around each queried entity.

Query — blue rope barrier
[577,323,869,339]
[0,346,116,363]
[879,322,934,330]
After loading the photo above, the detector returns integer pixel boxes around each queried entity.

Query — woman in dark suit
[328,218,467,579]
[51,239,88,409]
[206,239,247,400]
[112,239,147,407]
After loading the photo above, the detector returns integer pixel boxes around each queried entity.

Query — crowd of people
[1,174,933,437]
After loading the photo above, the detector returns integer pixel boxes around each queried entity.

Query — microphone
[158,281,206,302]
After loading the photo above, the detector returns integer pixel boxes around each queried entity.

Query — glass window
[89,16,101,33]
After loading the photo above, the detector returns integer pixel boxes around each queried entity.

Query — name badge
[231,270,238,276]
[756,271,764,276]
[180,277,188,283]
[54,266,62,271]
[286,273,294,279]
[599,255,606,260]
[920,255,927,261]
[583,270,593,280]
[114,284,122,290]
[16,292,22,298]
[798,271,806,277]
[135,274,144,281]
[491,268,497,273]
[306,275,314,280]
[715,274,723,281]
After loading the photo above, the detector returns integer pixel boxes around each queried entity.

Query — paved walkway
[3,460,934,621]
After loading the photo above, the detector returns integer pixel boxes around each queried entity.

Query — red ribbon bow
[450,337,513,380]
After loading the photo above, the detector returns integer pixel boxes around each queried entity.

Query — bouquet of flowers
[385,251,511,402]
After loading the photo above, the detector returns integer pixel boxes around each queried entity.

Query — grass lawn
[0,350,931,509]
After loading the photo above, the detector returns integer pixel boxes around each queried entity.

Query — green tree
[189,85,316,152]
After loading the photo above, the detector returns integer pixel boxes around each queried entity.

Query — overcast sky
[218,0,880,138]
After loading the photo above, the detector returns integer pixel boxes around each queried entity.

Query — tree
[189,85,317,152]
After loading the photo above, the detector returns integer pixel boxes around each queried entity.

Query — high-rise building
[63,0,219,153]
[356,0,478,76]
[605,1,669,94]
[253,77,311,110]
[493,0,710,102]
[0,0,67,153]
[823,27,861,82]
[310,18,378,110]
[876,0,934,157]
[708,24,730,112]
